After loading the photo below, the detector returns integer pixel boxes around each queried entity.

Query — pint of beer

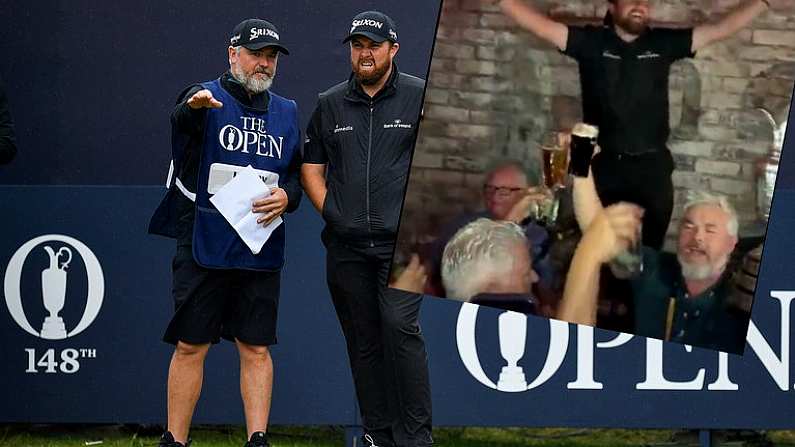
[569,123,599,178]
[609,221,643,279]
[540,132,569,189]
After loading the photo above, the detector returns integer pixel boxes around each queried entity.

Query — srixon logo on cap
[250,27,280,41]
[352,19,384,30]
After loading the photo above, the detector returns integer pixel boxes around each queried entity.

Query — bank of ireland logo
[456,303,569,393]
[4,235,104,340]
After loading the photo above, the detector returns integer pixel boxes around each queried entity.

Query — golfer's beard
[354,58,391,86]
[232,65,273,94]
[677,254,728,281]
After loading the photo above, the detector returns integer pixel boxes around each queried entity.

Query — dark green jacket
[631,248,749,354]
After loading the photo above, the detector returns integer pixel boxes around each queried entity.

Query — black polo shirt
[563,25,694,155]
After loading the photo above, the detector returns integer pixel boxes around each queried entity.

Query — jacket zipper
[366,101,374,247]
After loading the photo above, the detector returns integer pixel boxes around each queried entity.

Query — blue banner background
[0,0,440,186]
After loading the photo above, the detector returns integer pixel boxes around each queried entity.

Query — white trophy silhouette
[40,246,72,339]
[226,128,236,151]
[496,311,528,392]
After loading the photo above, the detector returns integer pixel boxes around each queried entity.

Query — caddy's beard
[231,65,273,94]
[677,254,729,281]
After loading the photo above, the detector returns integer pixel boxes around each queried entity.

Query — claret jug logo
[456,304,569,392]
[4,235,104,340]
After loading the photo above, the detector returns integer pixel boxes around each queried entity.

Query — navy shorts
[163,245,280,346]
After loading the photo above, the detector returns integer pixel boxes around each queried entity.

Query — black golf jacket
[304,65,425,248]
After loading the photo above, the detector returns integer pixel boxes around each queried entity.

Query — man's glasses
[483,184,523,197]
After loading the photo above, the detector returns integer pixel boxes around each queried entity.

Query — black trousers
[592,150,675,250]
[323,232,432,447]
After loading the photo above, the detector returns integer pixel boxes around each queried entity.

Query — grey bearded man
[149,18,302,447]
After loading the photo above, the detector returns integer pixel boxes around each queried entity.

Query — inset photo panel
[390,0,794,355]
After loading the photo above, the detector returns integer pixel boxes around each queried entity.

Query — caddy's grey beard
[231,62,273,94]
[677,254,729,281]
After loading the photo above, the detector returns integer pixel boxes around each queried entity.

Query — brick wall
[401,0,795,246]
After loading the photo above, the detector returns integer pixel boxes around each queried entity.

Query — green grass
[1,425,794,447]
[1,425,337,447]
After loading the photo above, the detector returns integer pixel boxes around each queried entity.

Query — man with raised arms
[496,0,779,249]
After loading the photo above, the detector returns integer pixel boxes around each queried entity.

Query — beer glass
[540,131,569,189]
[569,123,599,178]
[537,132,570,225]
[609,222,644,279]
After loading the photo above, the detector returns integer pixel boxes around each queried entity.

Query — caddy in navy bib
[192,79,299,270]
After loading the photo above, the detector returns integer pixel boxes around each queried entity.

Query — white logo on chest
[218,116,284,159]
[637,50,661,59]
[384,118,412,129]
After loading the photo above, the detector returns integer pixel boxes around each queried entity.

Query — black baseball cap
[343,11,398,44]
[230,19,290,55]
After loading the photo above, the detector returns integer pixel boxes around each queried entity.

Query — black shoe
[245,431,271,447]
[159,431,191,447]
